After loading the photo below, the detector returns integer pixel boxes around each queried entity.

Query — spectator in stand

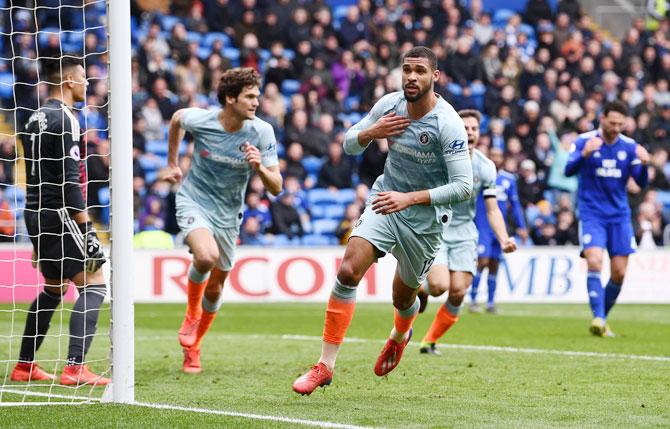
[317,142,354,190]
[0,188,15,242]
[283,142,308,183]
[358,138,388,188]
[635,201,664,248]
[518,159,545,207]
[270,191,304,240]
[239,217,270,245]
[555,209,579,245]
[335,203,362,245]
[242,191,272,234]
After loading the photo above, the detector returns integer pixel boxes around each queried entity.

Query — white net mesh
[0,0,111,404]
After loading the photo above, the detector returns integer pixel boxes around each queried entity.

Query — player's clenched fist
[244,142,262,171]
[163,164,183,184]
[368,112,411,139]
[581,136,603,158]
[500,237,517,253]
[635,144,650,165]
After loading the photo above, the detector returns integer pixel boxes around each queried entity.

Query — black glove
[77,222,106,273]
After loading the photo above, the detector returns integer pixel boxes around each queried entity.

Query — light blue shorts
[350,205,443,288]
[176,194,238,271]
[434,222,478,275]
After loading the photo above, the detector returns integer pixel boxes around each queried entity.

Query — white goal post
[108,0,134,404]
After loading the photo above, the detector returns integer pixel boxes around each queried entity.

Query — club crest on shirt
[419,132,429,145]
[617,150,627,161]
[593,151,601,158]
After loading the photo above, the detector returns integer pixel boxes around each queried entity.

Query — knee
[428,278,449,297]
[337,260,364,286]
[450,284,467,302]
[194,250,219,273]
[586,255,603,272]
[392,291,416,311]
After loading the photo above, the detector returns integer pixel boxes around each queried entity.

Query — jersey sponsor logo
[596,159,621,178]
[447,139,466,152]
[390,143,438,164]
[419,132,429,145]
[617,150,627,161]
[69,145,80,161]
[199,149,248,168]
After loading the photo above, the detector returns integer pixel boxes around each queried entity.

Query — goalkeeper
[10,57,110,386]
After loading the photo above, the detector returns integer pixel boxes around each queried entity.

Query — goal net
[0,0,133,405]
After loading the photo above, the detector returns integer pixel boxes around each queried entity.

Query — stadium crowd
[1,0,669,247]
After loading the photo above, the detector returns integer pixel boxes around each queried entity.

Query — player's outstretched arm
[484,197,517,253]
[164,109,187,184]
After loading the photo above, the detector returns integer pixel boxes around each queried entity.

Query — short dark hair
[42,55,84,85]
[458,109,481,123]
[603,100,629,117]
[401,46,437,70]
[217,67,261,104]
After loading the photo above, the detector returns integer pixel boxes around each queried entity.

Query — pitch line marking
[133,402,377,429]
[281,334,670,362]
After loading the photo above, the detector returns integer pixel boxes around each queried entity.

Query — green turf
[1,303,669,428]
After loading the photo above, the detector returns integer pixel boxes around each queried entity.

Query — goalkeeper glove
[77,221,106,273]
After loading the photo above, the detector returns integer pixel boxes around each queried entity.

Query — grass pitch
[1,302,669,428]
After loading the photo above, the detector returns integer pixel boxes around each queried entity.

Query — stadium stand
[1,0,668,247]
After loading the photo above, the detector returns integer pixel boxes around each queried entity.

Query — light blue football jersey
[445,149,497,241]
[345,92,471,235]
[177,108,278,229]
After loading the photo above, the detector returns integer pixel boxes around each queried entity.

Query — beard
[403,83,430,102]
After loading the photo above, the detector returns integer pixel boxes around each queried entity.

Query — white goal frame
[107,0,134,404]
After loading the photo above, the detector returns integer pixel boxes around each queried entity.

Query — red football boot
[178,315,200,348]
[182,348,202,374]
[292,362,333,395]
[10,362,56,382]
[374,328,412,376]
[60,364,110,386]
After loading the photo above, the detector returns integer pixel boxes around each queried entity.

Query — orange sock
[394,300,419,337]
[186,265,210,320]
[191,310,217,350]
[186,279,207,320]
[421,304,459,344]
[322,280,357,345]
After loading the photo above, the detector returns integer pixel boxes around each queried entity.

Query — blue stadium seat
[335,188,356,205]
[281,79,301,96]
[139,154,165,171]
[203,32,231,48]
[0,72,14,100]
[37,27,61,48]
[197,46,212,60]
[4,185,25,209]
[448,82,462,96]
[311,218,339,235]
[310,205,327,219]
[98,187,110,225]
[186,31,203,45]
[283,49,296,61]
[146,140,168,156]
[302,234,333,246]
[160,15,180,32]
[493,8,515,26]
[308,188,338,206]
[657,190,670,207]
[272,234,301,246]
[223,47,241,67]
[145,170,158,184]
[303,156,324,176]
[324,204,346,219]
